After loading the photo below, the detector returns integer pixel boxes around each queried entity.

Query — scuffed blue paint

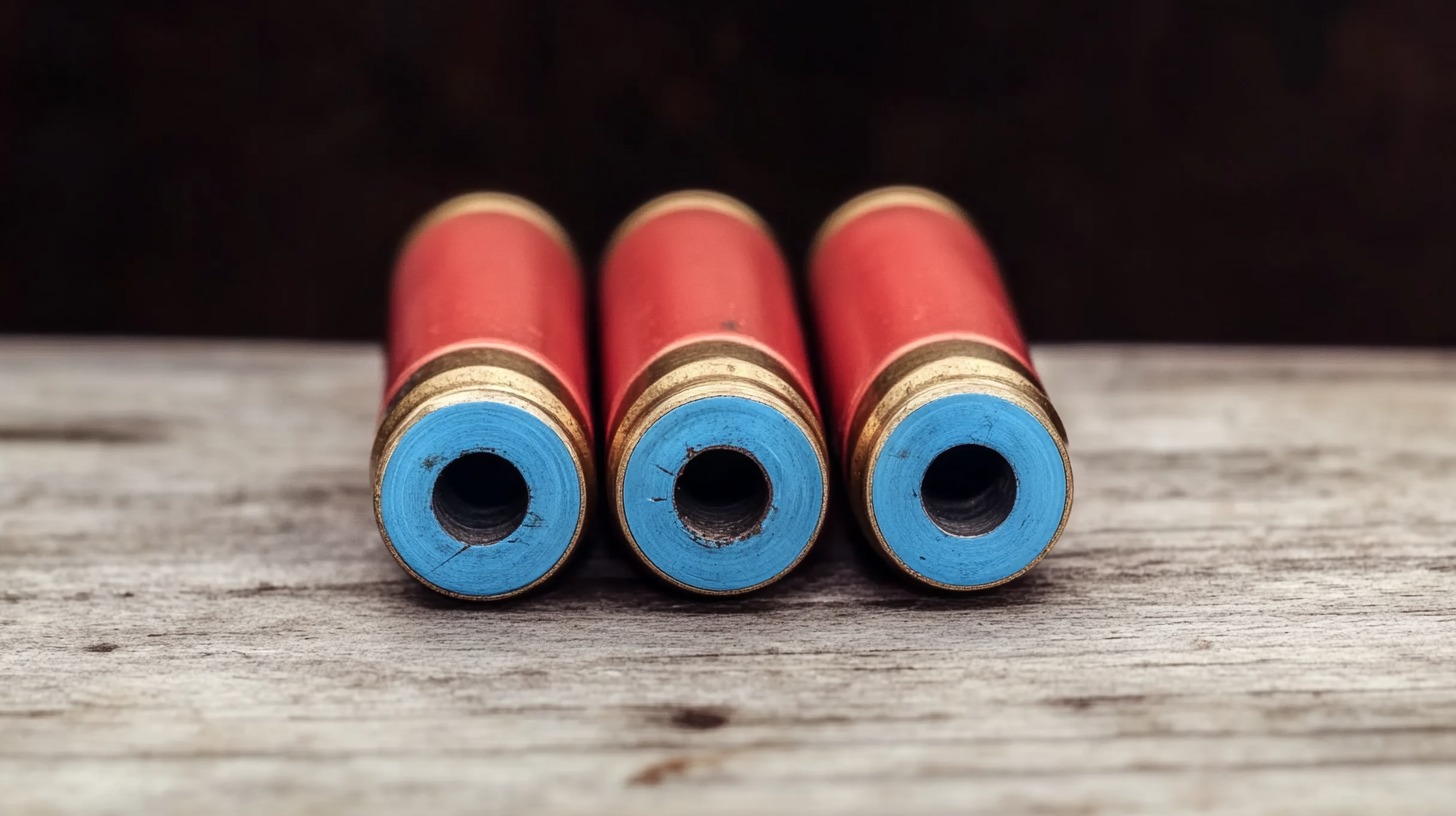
[871,392,1067,588]
[622,395,824,592]
[380,400,581,598]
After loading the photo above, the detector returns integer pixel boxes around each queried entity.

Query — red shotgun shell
[372,193,594,600]
[810,187,1073,590]
[601,191,829,594]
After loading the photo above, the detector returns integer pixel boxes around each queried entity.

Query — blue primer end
[379,400,582,598]
[870,392,1067,588]
[622,395,825,593]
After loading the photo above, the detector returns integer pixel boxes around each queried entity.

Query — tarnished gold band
[848,339,1073,591]
[371,346,595,600]
[607,339,829,595]
[812,185,976,256]
[400,191,576,257]
[606,190,772,256]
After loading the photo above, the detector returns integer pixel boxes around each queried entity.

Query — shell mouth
[432,452,530,545]
[920,444,1017,538]
[673,446,772,543]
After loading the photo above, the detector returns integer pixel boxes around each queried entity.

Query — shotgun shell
[371,193,594,600]
[601,191,829,595]
[809,186,1073,590]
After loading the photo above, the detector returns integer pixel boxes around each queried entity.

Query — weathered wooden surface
[2,339,1453,815]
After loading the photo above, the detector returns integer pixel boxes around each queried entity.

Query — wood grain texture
[1,339,1453,815]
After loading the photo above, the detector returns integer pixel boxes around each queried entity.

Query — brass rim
[372,346,594,601]
[848,339,1073,591]
[606,339,829,596]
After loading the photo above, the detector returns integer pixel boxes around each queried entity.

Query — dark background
[4,1,1454,345]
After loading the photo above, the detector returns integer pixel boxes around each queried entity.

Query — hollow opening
[920,444,1017,537]
[673,447,771,543]
[431,452,529,545]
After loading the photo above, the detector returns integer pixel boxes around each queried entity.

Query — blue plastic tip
[621,395,826,593]
[869,392,1068,588]
[379,400,583,598]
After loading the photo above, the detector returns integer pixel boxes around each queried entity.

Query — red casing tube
[600,192,828,595]
[812,201,1032,460]
[373,194,593,601]
[601,205,817,434]
[386,206,590,422]
[809,187,1071,592]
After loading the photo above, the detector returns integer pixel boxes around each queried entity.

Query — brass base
[848,339,1074,591]
[607,340,830,595]
[371,346,594,600]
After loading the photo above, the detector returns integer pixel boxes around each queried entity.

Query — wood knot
[669,706,730,730]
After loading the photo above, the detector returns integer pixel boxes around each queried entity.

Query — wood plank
[1,339,1454,815]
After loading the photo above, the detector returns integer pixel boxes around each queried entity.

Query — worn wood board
[1,340,1453,814]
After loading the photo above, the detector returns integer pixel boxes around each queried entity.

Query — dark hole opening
[673,447,771,543]
[920,444,1017,537]
[431,452,529,545]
